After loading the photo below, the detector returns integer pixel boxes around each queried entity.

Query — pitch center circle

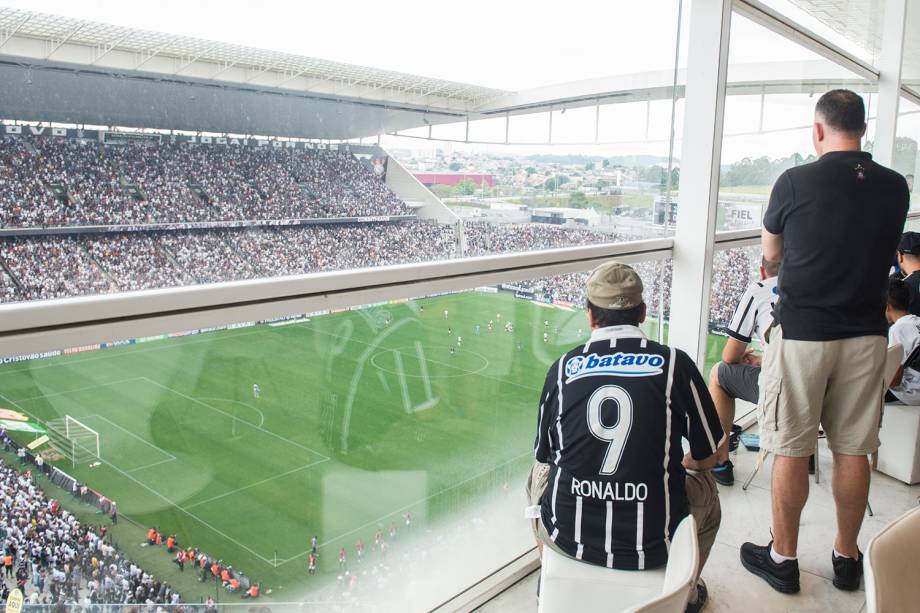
[370,346,490,379]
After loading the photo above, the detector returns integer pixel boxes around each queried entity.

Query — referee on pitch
[528,262,724,612]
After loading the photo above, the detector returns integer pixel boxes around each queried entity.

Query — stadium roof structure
[0,4,918,140]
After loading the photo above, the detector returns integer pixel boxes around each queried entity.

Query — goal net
[45,415,100,467]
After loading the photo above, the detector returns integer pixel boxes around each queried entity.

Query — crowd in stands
[84,234,193,293]
[0,136,406,228]
[0,222,457,302]
[0,135,758,325]
[0,270,20,303]
[0,454,184,608]
[0,237,113,302]
[0,220,755,326]
[463,221,640,256]
[509,247,757,329]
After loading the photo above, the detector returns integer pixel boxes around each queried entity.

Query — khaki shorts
[758,325,886,457]
[526,462,720,565]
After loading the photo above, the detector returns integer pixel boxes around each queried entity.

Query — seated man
[708,257,778,485]
[894,232,920,316]
[528,261,724,613]
[885,278,920,405]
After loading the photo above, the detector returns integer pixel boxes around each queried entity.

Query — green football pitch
[0,290,729,599]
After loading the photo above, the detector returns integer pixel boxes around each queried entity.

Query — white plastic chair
[864,506,920,613]
[538,515,698,613]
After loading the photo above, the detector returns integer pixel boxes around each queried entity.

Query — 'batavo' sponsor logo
[565,352,664,380]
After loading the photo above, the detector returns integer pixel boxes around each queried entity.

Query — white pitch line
[13,377,147,404]
[141,378,331,462]
[126,457,177,474]
[196,397,266,429]
[83,413,177,461]
[0,391,277,566]
[184,457,329,510]
[273,450,533,566]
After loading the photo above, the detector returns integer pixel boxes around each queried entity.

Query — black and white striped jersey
[725,276,778,345]
[534,325,724,570]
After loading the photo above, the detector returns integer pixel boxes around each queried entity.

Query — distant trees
[719,152,814,187]
[636,165,680,189]
[585,161,595,171]
[569,191,589,208]
[455,178,477,195]
[544,175,570,191]
[448,162,463,171]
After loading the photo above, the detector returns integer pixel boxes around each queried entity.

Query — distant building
[413,172,496,188]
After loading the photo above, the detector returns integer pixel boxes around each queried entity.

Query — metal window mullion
[873,0,908,167]
[669,0,732,365]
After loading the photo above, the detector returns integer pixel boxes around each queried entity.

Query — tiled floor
[477,441,920,613]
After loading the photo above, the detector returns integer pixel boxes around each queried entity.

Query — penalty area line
[184,457,330,510]
[0,392,278,567]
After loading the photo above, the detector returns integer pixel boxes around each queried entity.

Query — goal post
[46,415,100,467]
[64,415,100,458]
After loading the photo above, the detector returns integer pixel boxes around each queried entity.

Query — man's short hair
[888,278,910,312]
[761,257,780,277]
[587,299,644,328]
[815,89,866,136]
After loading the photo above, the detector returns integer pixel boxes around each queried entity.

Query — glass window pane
[706,245,764,424]
[718,13,873,231]
[896,97,920,210]
[0,259,667,607]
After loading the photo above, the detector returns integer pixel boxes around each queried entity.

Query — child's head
[887,278,911,324]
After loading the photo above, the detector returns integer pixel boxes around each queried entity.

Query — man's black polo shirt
[764,151,909,341]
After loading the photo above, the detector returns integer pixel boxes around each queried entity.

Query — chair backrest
[884,344,903,387]
[625,515,698,613]
[865,506,920,613]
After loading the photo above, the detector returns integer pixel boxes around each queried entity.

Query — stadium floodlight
[46,416,100,468]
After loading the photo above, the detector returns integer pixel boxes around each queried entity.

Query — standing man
[741,90,909,594]
[528,262,724,612]
[708,257,778,486]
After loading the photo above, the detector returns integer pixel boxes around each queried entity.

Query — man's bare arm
[762,226,783,265]
[721,337,749,365]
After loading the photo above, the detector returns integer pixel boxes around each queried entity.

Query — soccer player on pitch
[252,383,260,399]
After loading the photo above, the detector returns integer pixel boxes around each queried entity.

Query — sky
[2,0,900,162]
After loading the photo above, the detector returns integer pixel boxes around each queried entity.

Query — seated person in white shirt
[885,278,920,405]
[707,257,778,485]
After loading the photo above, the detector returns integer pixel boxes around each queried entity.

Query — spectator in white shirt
[886,278,920,405]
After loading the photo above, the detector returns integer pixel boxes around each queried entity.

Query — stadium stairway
[219,231,263,275]
[79,242,118,290]
[0,258,27,297]
[157,240,187,278]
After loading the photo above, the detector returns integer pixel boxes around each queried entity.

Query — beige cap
[586,261,644,310]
